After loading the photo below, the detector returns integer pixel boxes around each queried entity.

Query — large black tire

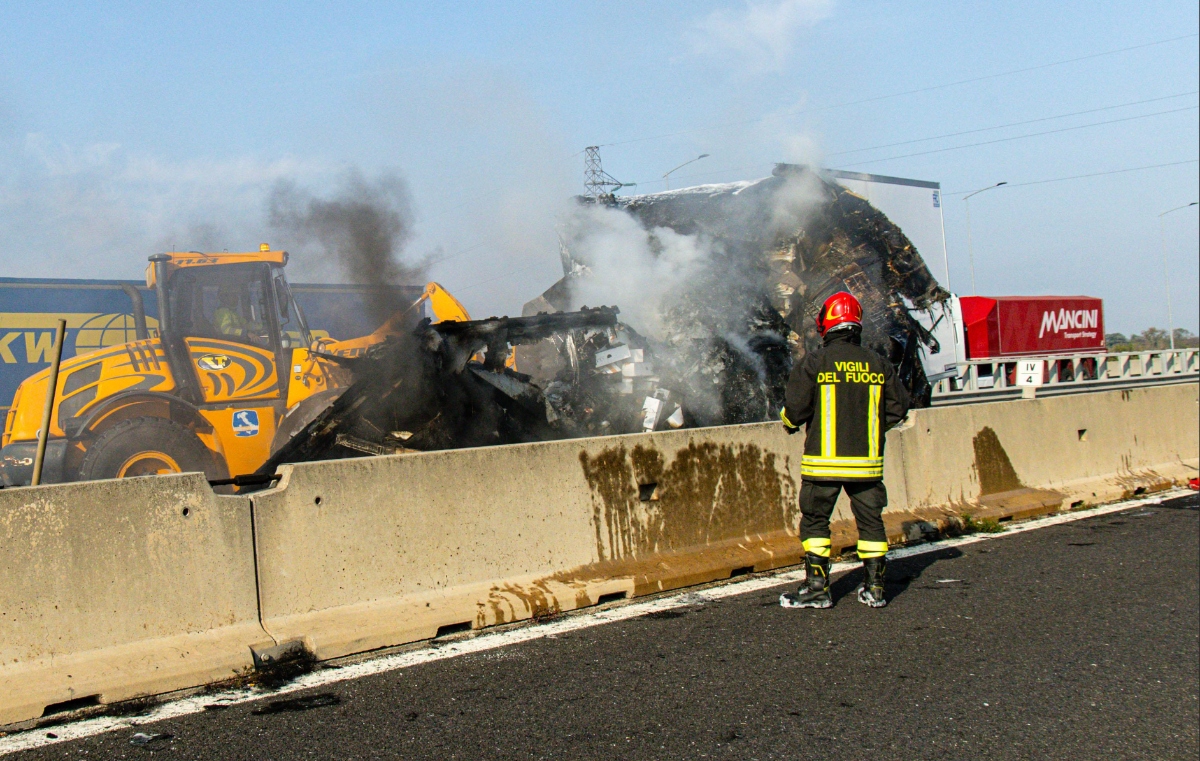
[76,416,215,481]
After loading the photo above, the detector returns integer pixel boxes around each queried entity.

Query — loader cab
[164,263,312,353]
[150,251,312,405]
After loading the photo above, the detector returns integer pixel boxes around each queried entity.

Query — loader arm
[316,282,470,358]
[283,282,475,413]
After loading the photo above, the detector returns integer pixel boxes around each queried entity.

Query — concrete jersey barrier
[249,422,806,660]
[1,383,1196,727]
[0,474,264,727]
[841,383,1199,550]
[250,383,1198,661]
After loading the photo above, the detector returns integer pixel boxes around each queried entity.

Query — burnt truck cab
[0,248,319,486]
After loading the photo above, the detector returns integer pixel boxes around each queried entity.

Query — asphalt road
[13,494,1199,760]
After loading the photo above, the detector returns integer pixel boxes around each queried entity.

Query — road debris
[250,693,342,715]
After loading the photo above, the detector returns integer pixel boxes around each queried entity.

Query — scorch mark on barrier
[0,489,1185,757]
[966,426,1067,518]
[579,442,798,561]
[972,426,1024,495]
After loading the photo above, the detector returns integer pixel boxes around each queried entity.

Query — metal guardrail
[931,349,1200,405]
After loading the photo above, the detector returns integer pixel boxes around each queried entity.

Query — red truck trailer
[957,295,1105,359]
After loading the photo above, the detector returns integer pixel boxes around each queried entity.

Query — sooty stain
[579,441,797,561]
[251,693,341,715]
[579,447,640,561]
[972,427,1023,496]
[643,609,689,620]
[478,581,566,627]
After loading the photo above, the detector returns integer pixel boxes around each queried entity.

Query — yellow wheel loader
[0,246,471,487]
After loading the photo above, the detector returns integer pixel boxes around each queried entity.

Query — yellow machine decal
[3,337,177,443]
[196,354,232,371]
[185,339,279,401]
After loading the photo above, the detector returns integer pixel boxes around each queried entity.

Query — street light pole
[663,154,710,190]
[962,182,1006,296]
[1157,201,1198,351]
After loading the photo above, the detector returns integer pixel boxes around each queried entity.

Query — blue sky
[1,1,1197,333]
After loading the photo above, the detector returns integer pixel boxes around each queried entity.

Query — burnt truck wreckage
[261,163,950,470]
[257,307,622,472]
[517,163,951,432]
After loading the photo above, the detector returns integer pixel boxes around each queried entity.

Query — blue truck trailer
[0,277,423,414]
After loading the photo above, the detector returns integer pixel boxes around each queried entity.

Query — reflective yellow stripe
[801,455,883,466]
[803,537,832,557]
[800,454,883,479]
[857,540,888,558]
[780,408,796,428]
[801,465,888,477]
[800,465,884,479]
[801,465,883,475]
[868,384,881,459]
[821,384,836,457]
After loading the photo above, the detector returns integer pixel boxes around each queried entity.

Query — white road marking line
[0,489,1187,755]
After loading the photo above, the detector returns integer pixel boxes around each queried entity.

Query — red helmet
[816,291,863,336]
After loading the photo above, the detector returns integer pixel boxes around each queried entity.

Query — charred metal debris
[259,307,622,471]
[263,164,949,469]
[520,163,950,434]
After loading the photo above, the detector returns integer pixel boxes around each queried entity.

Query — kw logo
[0,313,159,364]
[1038,309,1099,338]
[0,332,59,364]
[196,354,232,371]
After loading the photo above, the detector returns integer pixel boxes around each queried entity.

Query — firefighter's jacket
[782,330,910,482]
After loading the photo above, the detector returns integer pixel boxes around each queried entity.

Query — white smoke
[691,0,834,73]
[558,203,714,339]
[558,168,828,343]
[0,133,331,277]
[769,166,827,232]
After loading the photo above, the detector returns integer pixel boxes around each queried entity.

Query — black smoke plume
[268,171,426,325]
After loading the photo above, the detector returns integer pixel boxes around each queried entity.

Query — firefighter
[779,291,910,609]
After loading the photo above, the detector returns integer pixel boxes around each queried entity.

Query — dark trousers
[799,479,888,544]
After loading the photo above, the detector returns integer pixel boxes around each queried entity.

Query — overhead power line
[425,241,488,267]
[425,160,1199,291]
[835,105,1199,169]
[790,34,1199,119]
[599,32,1199,149]
[454,260,549,294]
[626,98,1198,185]
[827,91,1198,158]
[941,159,1199,195]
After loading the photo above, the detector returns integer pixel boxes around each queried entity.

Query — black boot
[856,556,887,608]
[780,553,832,609]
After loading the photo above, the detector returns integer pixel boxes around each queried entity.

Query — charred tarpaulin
[521,163,949,434]
[257,307,619,472]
